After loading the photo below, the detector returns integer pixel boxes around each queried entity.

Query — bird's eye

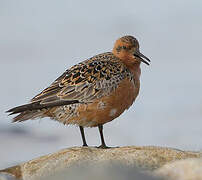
[123,46,127,49]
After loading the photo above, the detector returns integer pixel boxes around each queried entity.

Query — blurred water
[0,0,202,169]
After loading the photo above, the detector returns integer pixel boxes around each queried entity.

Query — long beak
[134,51,150,65]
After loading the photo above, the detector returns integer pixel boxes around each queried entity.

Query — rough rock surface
[0,146,201,180]
[154,158,202,180]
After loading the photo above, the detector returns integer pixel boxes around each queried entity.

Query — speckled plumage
[10,52,133,125]
[32,52,133,104]
[7,35,150,147]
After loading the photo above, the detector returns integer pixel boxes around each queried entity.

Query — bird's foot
[97,144,110,149]
[82,143,88,147]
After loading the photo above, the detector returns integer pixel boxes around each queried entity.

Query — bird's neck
[130,62,141,80]
[112,51,141,79]
[120,56,141,79]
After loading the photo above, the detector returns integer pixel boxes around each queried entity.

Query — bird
[7,35,150,148]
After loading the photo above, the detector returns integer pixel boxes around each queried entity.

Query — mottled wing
[31,52,132,106]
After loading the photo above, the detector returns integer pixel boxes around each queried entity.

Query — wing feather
[30,52,132,108]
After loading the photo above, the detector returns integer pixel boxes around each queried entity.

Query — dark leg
[98,124,108,148]
[79,126,88,147]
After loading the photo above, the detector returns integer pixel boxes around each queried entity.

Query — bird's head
[112,35,150,68]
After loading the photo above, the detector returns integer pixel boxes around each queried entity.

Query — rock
[0,146,201,180]
[154,158,202,180]
[0,173,19,180]
[39,163,162,180]
[0,166,21,180]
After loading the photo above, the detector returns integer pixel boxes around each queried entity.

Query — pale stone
[154,158,202,180]
[0,146,201,180]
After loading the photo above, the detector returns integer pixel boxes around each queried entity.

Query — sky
[0,0,202,169]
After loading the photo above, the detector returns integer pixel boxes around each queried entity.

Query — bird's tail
[7,100,79,122]
[11,110,45,122]
[6,102,46,122]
